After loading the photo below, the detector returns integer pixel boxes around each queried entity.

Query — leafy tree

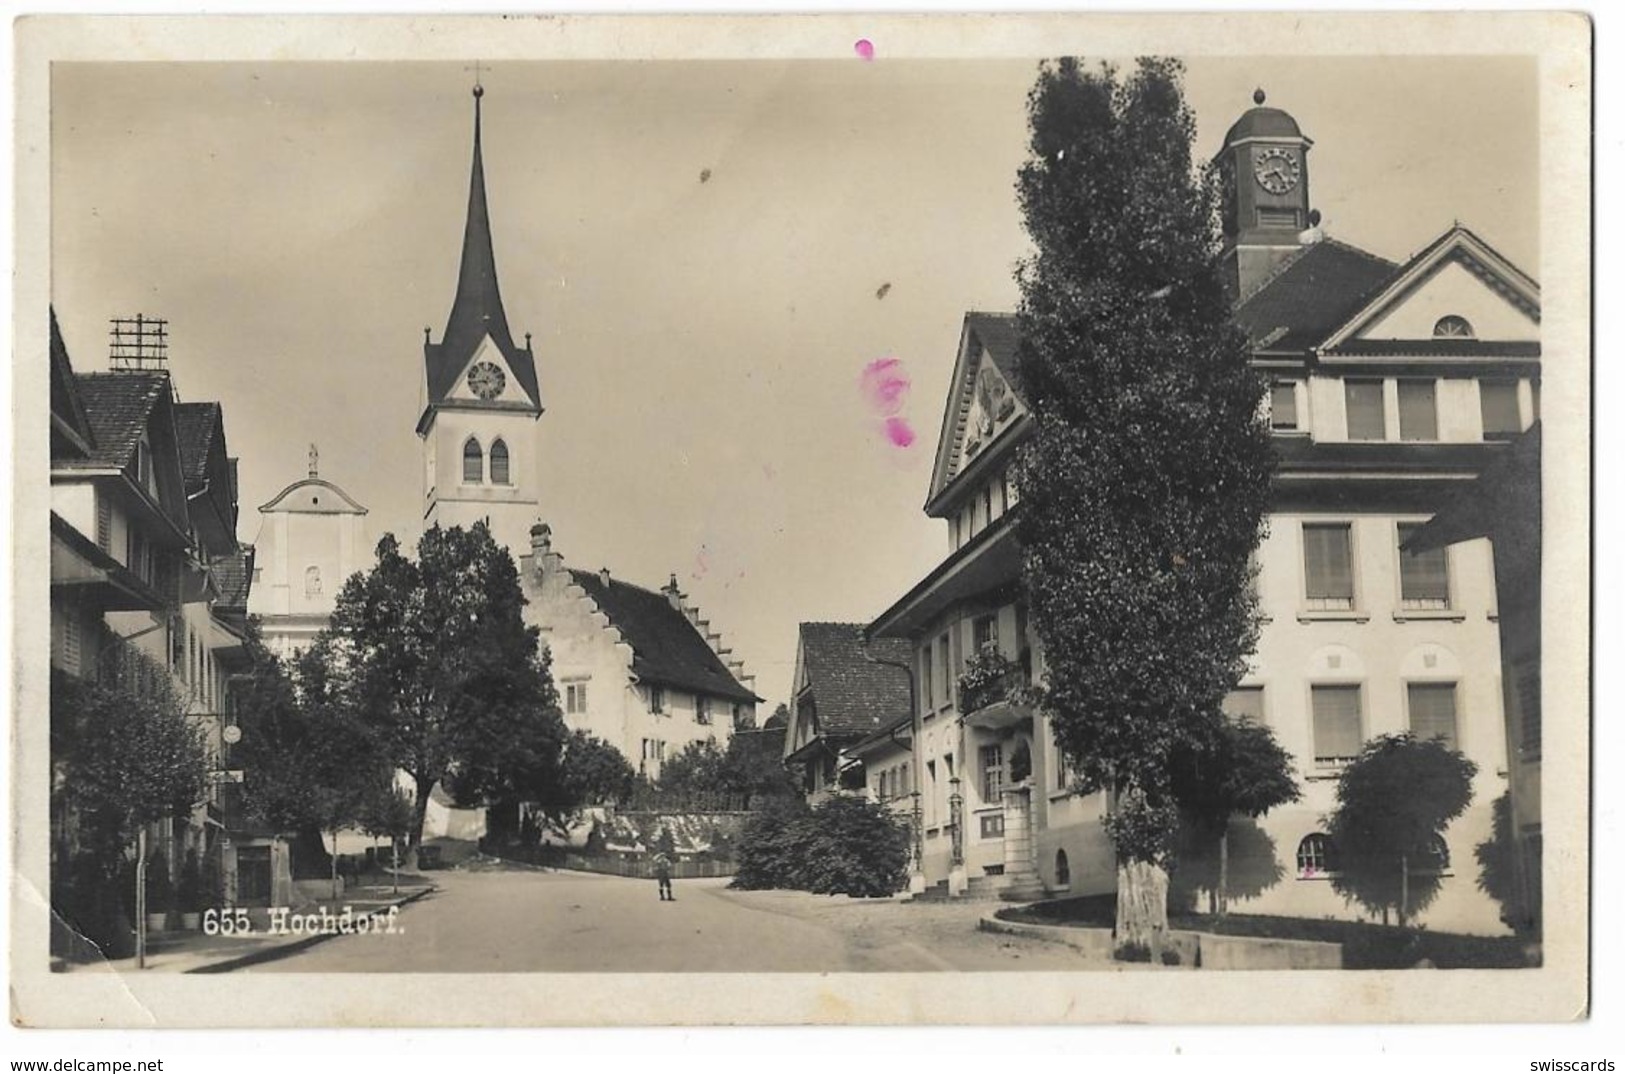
[359,783,418,893]
[1475,792,1538,937]
[553,729,637,814]
[1327,733,1477,927]
[659,739,731,802]
[724,728,800,808]
[235,630,389,882]
[50,658,210,953]
[326,523,569,847]
[1168,718,1300,914]
[1012,57,1274,958]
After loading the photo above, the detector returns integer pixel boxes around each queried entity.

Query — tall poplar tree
[1013,58,1275,958]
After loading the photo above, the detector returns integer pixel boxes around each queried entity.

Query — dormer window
[1432,315,1475,339]
[462,437,483,484]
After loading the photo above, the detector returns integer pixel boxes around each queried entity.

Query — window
[696,696,712,725]
[1311,685,1363,767]
[900,762,910,799]
[489,439,510,485]
[979,744,1004,801]
[462,438,484,483]
[1397,379,1438,441]
[1516,662,1541,756]
[1054,733,1074,791]
[1344,379,1386,440]
[1303,523,1355,611]
[925,760,938,826]
[96,497,112,552]
[648,685,666,714]
[1223,686,1265,725]
[136,436,156,497]
[982,485,994,525]
[1270,380,1300,431]
[1296,833,1341,878]
[1481,380,1522,439]
[979,813,1005,839]
[999,472,1011,514]
[973,614,996,654]
[921,646,934,710]
[565,682,589,715]
[1433,315,1474,338]
[937,634,951,707]
[1396,523,1450,609]
[305,565,322,597]
[1408,683,1459,751]
[1054,849,1071,888]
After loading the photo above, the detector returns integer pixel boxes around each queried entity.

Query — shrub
[730,800,812,890]
[799,795,910,897]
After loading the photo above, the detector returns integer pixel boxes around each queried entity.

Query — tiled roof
[798,622,914,737]
[567,570,758,704]
[173,402,222,489]
[211,546,254,610]
[1233,239,1398,352]
[964,311,1026,400]
[71,372,170,470]
[50,310,96,459]
[1323,339,1540,359]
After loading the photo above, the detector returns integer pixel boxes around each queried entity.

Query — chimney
[599,566,612,589]
[530,522,563,580]
[662,572,684,611]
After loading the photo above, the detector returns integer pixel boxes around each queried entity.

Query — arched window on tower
[463,437,484,484]
[490,439,510,485]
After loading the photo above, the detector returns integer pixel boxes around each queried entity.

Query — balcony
[956,645,1035,730]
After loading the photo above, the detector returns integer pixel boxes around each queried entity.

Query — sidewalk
[54,883,435,975]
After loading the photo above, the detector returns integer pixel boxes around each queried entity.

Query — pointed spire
[448,79,508,344]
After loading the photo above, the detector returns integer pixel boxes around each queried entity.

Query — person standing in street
[653,851,674,901]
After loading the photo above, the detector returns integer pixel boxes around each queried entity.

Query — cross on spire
[308,442,319,479]
[466,60,486,97]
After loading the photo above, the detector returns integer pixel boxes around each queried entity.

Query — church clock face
[467,361,506,400]
[1253,147,1300,195]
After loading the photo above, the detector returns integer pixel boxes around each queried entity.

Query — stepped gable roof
[70,372,171,470]
[423,88,541,411]
[568,569,759,704]
[798,622,914,737]
[1233,238,1398,352]
[964,311,1026,398]
[50,310,96,460]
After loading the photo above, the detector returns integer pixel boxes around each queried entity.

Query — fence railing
[495,843,736,879]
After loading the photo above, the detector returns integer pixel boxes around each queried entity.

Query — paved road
[248,866,1101,973]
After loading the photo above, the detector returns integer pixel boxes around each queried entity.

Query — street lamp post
[948,776,964,867]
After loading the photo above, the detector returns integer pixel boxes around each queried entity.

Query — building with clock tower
[1217,89,1315,301]
[418,81,543,558]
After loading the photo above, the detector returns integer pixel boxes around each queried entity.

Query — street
[247,866,1106,973]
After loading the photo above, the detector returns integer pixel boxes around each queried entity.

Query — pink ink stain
[885,416,916,447]
[860,356,910,416]
[854,39,875,61]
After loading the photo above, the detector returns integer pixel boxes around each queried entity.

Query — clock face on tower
[467,361,506,400]
[1253,146,1301,195]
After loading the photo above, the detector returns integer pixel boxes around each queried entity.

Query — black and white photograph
[10,11,1593,1031]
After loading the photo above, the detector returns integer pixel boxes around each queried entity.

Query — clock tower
[1216,89,1315,300]
[417,80,544,556]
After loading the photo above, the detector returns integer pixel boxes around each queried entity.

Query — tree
[552,730,637,815]
[1012,57,1274,958]
[50,655,210,954]
[326,523,569,847]
[1168,718,1300,915]
[358,783,417,894]
[729,796,909,896]
[234,630,388,884]
[659,739,731,804]
[1327,733,1477,927]
[1475,792,1538,937]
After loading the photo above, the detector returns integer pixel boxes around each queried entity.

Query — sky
[50,55,1539,709]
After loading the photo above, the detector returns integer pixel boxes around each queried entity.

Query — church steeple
[418,78,542,435]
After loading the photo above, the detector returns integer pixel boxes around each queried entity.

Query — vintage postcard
[11,12,1592,1027]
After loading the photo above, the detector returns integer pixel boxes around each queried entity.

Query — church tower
[1216,89,1317,301]
[418,79,543,557]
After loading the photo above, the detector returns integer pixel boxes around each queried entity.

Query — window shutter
[1481,380,1522,438]
[1303,524,1354,604]
[1408,683,1458,750]
[1398,380,1438,441]
[1397,523,1450,605]
[96,498,112,552]
[1345,380,1386,440]
[1311,685,1362,763]
[1270,382,1298,429]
